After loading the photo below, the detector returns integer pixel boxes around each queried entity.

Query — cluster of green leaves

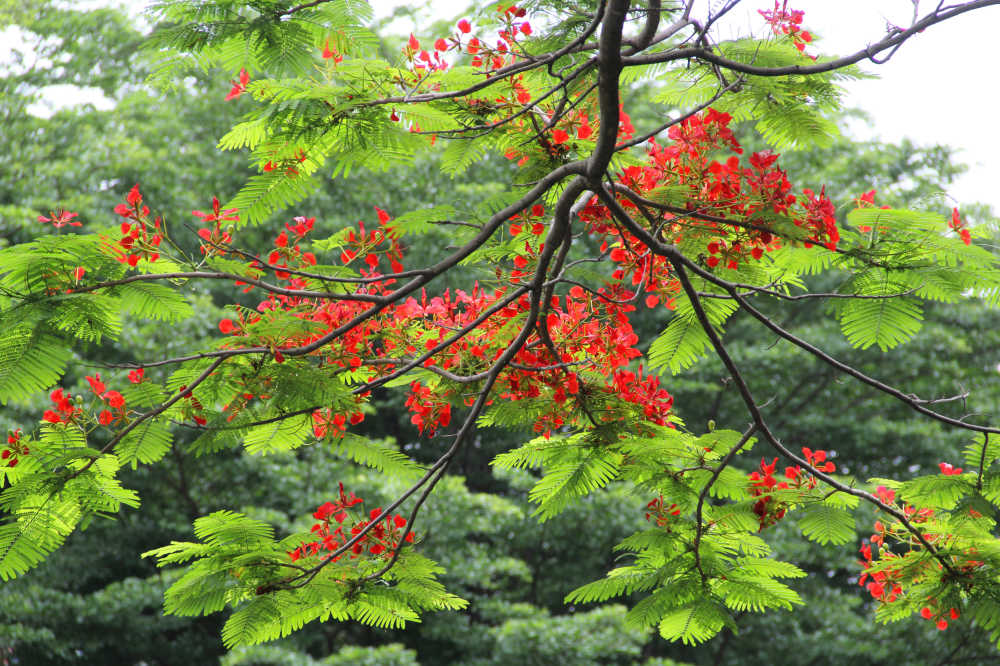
[0,233,194,582]
[654,38,867,151]
[855,434,1000,634]
[143,510,466,647]
[640,205,998,381]
[493,425,863,645]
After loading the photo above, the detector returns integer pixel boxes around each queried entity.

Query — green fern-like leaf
[348,593,420,630]
[192,511,275,549]
[114,281,194,322]
[222,595,283,648]
[657,598,733,645]
[528,449,621,521]
[899,473,974,510]
[715,575,802,612]
[648,291,737,375]
[835,271,924,350]
[0,496,81,581]
[565,566,661,604]
[227,172,320,227]
[964,433,1000,472]
[0,327,72,405]
[116,419,174,468]
[243,415,313,455]
[731,556,806,580]
[332,435,424,482]
[797,501,856,545]
[45,294,122,343]
[391,205,459,236]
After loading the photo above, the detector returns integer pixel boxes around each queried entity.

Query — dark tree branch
[623,1,1000,74]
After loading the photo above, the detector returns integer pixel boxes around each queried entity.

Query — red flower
[126,184,142,206]
[875,485,896,504]
[225,68,250,101]
[949,207,971,245]
[128,368,145,384]
[104,391,125,409]
[938,462,963,475]
[86,374,106,395]
[321,39,343,63]
[38,210,81,228]
[192,196,238,224]
[457,19,471,33]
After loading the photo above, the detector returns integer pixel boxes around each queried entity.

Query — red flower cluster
[204,193,679,438]
[194,196,238,255]
[758,1,815,58]
[609,366,674,426]
[858,481,986,630]
[112,185,162,266]
[288,484,414,562]
[313,408,365,439]
[321,39,343,63]
[263,149,308,178]
[2,429,27,468]
[645,494,681,528]
[86,374,127,426]
[578,108,840,314]
[920,605,960,631]
[405,382,452,436]
[403,33,449,73]
[748,447,835,529]
[858,541,903,603]
[176,385,208,426]
[748,457,788,529]
[43,388,81,425]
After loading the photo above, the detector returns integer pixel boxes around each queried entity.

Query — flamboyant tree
[2,0,1000,651]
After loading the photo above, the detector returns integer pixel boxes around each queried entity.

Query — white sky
[7,0,999,210]
[756,1,1000,212]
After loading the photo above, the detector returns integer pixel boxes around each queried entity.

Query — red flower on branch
[225,68,250,101]
[949,207,971,245]
[321,39,343,63]
[38,210,81,228]
[2,429,27,468]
